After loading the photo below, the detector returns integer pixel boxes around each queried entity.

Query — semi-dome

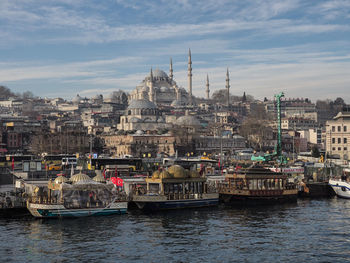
[175,115,200,127]
[153,69,168,79]
[160,170,172,179]
[152,170,160,179]
[127,99,157,110]
[54,175,68,184]
[130,117,142,123]
[70,173,92,184]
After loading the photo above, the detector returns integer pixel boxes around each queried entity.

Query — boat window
[257,180,262,190]
[149,183,160,194]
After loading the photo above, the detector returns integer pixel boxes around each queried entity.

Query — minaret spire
[206,74,210,100]
[149,67,154,102]
[169,58,173,81]
[188,49,193,105]
[226,68,230,108]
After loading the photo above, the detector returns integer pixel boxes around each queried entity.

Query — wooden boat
[132,166,219,211]
[27,173,127,218]
[219,166,298,205]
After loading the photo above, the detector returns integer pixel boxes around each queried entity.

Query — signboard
[269,167,304,174]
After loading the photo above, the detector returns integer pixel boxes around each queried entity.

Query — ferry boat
[132,165,219,211]
[219,165,298,205]
[329,169,350,199]
[27,173,127,218]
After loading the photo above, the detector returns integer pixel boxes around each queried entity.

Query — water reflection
[1,199,350,262]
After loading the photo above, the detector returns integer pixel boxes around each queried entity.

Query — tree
[0,86,16,99]
[311,145,320,158]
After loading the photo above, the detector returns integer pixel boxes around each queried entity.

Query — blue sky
[0,0,350,102]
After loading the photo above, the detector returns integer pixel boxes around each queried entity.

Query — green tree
[311,145,320,158]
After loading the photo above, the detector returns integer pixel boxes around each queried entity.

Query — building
[281,117,316,130]
[117,99,171,131]
[326,111,350,160]
[102,132,176,157]
[129,63,189,106]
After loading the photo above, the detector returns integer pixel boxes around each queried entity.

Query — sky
[0,0,350,102]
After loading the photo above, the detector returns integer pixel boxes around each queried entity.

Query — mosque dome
[70,173,92,184]
[153,69,168,79]
[92,174,106,183]
[127,99,157,110]
[54,175,68,184]
[175,115,201,127]
[160,170,173,179]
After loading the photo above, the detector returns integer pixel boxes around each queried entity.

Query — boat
[27,173,127,218]
[329,168,350,199]
[219,165,298,205]
[132,165,219,211]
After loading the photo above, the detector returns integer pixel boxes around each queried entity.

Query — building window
[338,138,341,144]
[338,126,341,132]
[332,138,335,144]
[345,147,348,151]
[345,138,348,144]
[345,126,347,132]
[338,147,341,151]
[332,147,335,151]
[332,126,335,132]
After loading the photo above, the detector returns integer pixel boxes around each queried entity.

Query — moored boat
[329,169,350,199]
[219,166,298,205]
[27,173,127,218]
[132,165,219,211]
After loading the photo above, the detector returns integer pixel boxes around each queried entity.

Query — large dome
[175,115,201,127]
[127,99,157,110]
[70,173,92,184]
[153,69,168,78]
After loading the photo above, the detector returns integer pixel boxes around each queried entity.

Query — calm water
[1,199,350,263]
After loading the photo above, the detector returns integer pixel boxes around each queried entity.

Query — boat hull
[329,179,350,199]
[133,194,219,211]
[27,202,128,218]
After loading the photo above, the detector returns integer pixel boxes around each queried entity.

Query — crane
[251,92,286,163]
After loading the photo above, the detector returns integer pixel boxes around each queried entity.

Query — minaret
[149,68,154,102]
[188,49,193,105]
[169,58,173,81]
[226,68,230,107]
[206,74,210,100]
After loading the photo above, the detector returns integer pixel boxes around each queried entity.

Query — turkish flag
[110,177,117,185]
[116,177,124,187]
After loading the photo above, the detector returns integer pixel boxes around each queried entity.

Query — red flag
[111,177,117,185]
[11,157,14,171]
[116,177,124,187]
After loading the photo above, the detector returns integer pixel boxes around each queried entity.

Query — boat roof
[226,166,287,179]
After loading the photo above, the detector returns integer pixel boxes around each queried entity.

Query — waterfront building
[281,117,316,130]
[102,132,175,157]
[195,135,246,155]
[326,111,350,161]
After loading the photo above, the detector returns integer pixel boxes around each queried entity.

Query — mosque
[118,49,231,131]
[128,49,196,107]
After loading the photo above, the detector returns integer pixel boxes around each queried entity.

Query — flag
[110,177,117,185]
[102,168,106,179]
[116,177,124,187]
[114,167,118,177]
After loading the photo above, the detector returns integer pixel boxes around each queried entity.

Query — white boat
[27,173,128,218]
[329,178,350,199]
